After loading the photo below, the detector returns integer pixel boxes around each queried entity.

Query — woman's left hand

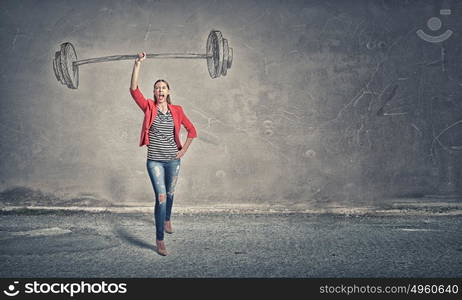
[176,149,186,159]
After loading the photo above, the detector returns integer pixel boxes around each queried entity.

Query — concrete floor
[1,210,461,278]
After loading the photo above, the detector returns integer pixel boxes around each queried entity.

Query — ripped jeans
[146,159,181,241]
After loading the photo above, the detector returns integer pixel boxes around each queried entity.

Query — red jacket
[129,87,197,149]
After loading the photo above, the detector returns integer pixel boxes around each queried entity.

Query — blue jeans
[146,159,181,241]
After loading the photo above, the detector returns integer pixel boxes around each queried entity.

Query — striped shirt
[147,108,178,161]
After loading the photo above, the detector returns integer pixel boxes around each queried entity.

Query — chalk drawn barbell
[53,30,233,89]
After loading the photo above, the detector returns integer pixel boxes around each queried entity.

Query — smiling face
[153,80,170,104]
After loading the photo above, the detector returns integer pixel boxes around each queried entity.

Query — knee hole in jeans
[159,194,166,204]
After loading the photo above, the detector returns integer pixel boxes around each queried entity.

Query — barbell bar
[53,30,233,89]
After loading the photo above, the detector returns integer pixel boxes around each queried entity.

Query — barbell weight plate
[214,31,224,79]
[53,51,64,84]
[206,31,217,78]
[68,43,79,89]
[59,43,72,88]
[206,32,215,78]
[65,42,79,89]
[206,30,223,79]
[227,47,233,69]
[221,38,229,76]
[60,42,79,89]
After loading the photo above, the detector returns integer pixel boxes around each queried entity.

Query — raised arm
[130,52,146,90]
[129,52,150,111]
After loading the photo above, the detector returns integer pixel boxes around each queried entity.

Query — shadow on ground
[113,226,156,251]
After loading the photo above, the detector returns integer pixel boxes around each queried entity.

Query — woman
[130,52,197,256]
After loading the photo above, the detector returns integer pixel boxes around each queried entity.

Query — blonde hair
[153,79,172,104]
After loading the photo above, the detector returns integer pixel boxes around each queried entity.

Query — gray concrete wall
[1,0,461,208]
